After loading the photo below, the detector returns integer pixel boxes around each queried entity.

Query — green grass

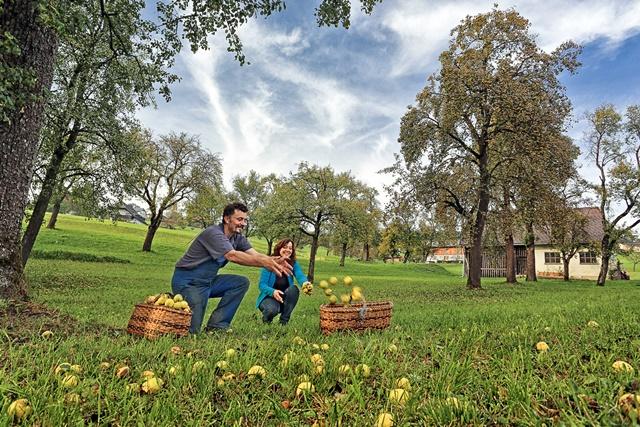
[2,213,640,425]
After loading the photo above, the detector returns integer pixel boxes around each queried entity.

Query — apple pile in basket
[318,276,363,306]
[143,293,191,313]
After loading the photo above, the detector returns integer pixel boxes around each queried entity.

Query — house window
[544,252,561,264]
[579,251,598,264]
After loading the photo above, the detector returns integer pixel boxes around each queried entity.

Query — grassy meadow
[2,213,640,425]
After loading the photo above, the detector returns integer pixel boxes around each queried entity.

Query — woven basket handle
[358,297,368,320]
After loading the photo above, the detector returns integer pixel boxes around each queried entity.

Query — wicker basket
[319,301,393,335]
[126,304,191,339]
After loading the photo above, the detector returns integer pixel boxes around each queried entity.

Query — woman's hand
[272,289,284,303]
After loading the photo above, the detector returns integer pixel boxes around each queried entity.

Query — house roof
[514,207,604,245]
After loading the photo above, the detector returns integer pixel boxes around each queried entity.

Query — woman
[256,239,308,325]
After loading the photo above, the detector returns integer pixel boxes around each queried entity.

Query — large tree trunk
[339,242,347,267]
[307,231,320,283]
[22,131,79,264]
[467,149,489,290]
[403,250,410,263]
[562,256,570,281]
[505,233,516,284]
[47,192,65,229]
[142,213,163,252]
[363,242,370,262]
[0,0,57,300]
[597,235,611,286]
[525,222,537,282]
[266,239,273,256]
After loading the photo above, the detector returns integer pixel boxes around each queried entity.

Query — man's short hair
[222,202,248,224]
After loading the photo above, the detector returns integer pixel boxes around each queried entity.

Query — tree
[272,163,368,282]
[229,170,272,237]
[1,0,381,300]
[185,186,227,229]
[585,104,640,286]
[19,0,163,265]
[130,131,222,252]
[391,7,579,289]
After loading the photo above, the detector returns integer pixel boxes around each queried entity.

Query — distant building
[464,207,606,280]
[116,203,147,225]
[427,246,464,263]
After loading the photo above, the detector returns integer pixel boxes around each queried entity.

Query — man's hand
[266,256,293,277]
[273,289,284,303]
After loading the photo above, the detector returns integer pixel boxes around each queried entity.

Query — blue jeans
[258,285,300,325]
[171,259,250,333]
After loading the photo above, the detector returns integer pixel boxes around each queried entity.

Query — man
[172,202,292,333]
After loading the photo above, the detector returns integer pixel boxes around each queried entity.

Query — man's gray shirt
[175,224,252,269]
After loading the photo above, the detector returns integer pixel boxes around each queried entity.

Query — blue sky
[137,0,640,200]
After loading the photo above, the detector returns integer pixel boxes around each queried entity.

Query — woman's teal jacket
[256,260,307,308]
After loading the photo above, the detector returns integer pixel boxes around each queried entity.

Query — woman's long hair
[273,239,296,265]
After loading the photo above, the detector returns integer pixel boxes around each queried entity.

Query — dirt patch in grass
[0,300,121,343]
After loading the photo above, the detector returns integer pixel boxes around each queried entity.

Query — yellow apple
[387,344,398,353]
[224,348,236,358]
[310,354,324,365]
[292,336,306,345]
[248,365,266,379]
[587,320,599,328]
[340,294,351,306]
[215,360,229,371]
[41,330,54,339]
[70,364,82,373]
[173,294,184,302]
[141,377,163,394]
[351,287,363,301]
[329,277,338,286]
[170,346,181,355]
[355,364,371,377]
[328,295,338,304]
[535,341,549,352]
[343,276,353,286]
[319,280,329,289]
[376,412,393,427]
[324,288,333,296]
[164,298,175,308]
[613,360,634,373]
[61,374,79,388]
[395,377,411,391]
[142,370,155,378]
[389,388,409,406]
[296,381,315,397]
[7,399,32,420]
[168,366,180,375]
[320,343,330,351]
[55,362,72,375]
[314,364,325,375]
[99,362,111,370]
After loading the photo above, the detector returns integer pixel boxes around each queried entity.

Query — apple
[224,348,236,358]
[395,377,411,391]
[343,276,353,286]
[173,294,184,302]
[338,364,351,376]
[613,360,634,373]
[61,374,79,388]
[319,280,329,289]
[55,362,72,375]
[340,294,351,306]
[389,388,409,406]
[323,288,333,296]
[296,381,315,397]
[141,377,163,394]
[314,364,324,375]
[329,277,338,286]
[310,354,324,365]
[7,399,32,420]
[168,366,180,375]
[328,295,338,304]
[248,365,266,379]
[70,364,82,373]
[355,364,371,377]
[535,341,549,352]
[387,344,398,353]
[41,330,54,339]
[351,287,363,301]
[170,346,181,355]
[99,362,111,370]
[320,344,330,351]
[142,370,155,378]
[587,320,599,328]
[376,412,393,427]
[215,360,229,371]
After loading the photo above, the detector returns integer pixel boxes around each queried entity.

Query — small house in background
[619,239,640,253]
[464,207,605,280]
[116,203,147,225]
[427,245,464,263]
